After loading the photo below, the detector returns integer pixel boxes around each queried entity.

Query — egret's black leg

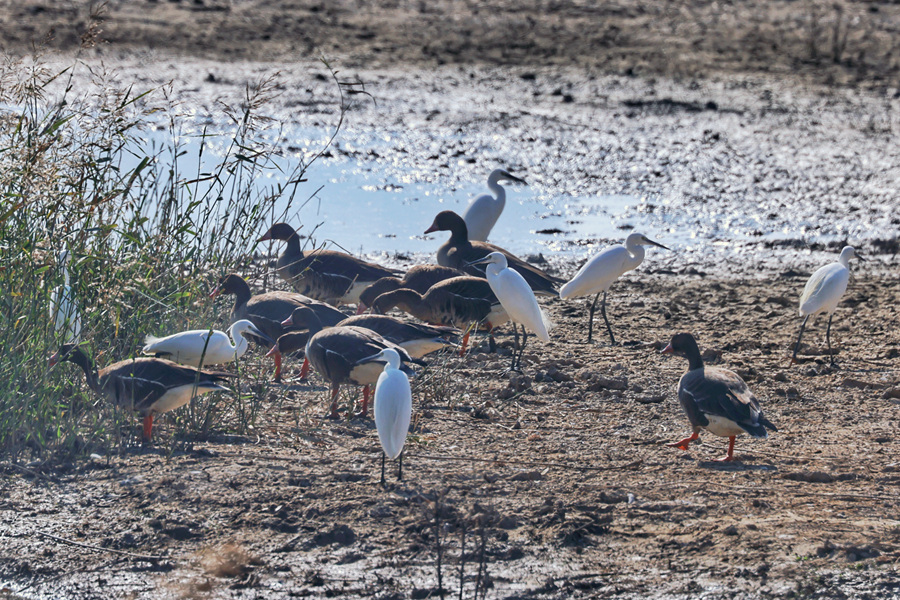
[517,328,529,370]
[488,328,497,353]
[381,452,386,486]
[600,291,616,345]
[587,292,601,343]
[791,315,810,365]
[510,324,520,371]
[398,451,403,482]
[826,313,835,366]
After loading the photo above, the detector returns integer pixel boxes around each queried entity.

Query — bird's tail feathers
[142,335,161,349]
[759,415,778,432]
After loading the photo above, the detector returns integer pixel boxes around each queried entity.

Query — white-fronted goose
[270,307,418,419]
[559,233,669,344]
[424,210,561,295]
[49,344,233,442]
[142,320,274,368]
[258,223,398,306]
[462,169,528,242]
[792,245,864,366]
[468,252,551,371]
[369,275,509,354]
[362,348,412,485]
[210,274,348,380]
[50,249,81,344]
[356,264,467,314]
[662,332,778,462]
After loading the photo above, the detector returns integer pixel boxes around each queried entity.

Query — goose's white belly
[343,281,375,305]
[400,338,450,358]
[146,384,223,415]
[703,415,746,438]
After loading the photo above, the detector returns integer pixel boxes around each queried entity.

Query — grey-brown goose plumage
[49,344,233,442]
[276,307,418,419]
[211,274,348,381]
[424,210,562,295]
[356,264,468,314]
[662,332,777,462]
[258,223,399,306]
[370,276,508,353]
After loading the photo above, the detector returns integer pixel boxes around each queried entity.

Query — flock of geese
[47,170,864,480]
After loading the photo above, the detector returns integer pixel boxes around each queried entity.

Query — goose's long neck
[73,350,101,393]
[232,280,252,314]
[683,340,704,371]
[285,232,303,257]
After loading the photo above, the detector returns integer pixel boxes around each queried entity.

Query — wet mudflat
[2,264,899,599]
[3,1,900,597]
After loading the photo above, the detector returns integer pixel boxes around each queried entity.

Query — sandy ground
[3,1,900,599]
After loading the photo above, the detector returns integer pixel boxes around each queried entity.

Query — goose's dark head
[210,273,247,299]
[258,223,299,243]
[424,211,468,238]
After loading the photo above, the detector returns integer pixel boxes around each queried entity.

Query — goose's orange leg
[299,357,310,381]
[142,415,154,443]
[667,431,699,451]
[715,436,737,462]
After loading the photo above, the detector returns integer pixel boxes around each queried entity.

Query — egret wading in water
[50,249,81,344]
[357,348,412,484]
[468,252,551,371]
[662,332,777,462]
[559,233,668,344]
[142,320,274,367]
[791,246,864,366]
[462,169,528,242]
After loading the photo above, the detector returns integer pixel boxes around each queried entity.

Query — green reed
[0,55,346,463]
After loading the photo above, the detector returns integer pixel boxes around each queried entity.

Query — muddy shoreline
[3,3,900,599]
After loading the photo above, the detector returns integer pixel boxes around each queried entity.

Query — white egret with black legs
[50,249,81,344]
[791,245,864,366]
[559,233,669,344]
[468,252,551,371]
[358,348,412,485]
[142,320,274,367]
[462,169,528,242]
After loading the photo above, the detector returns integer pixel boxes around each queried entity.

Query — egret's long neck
[838,251,852,268]
[232,329,248,355]
[384,353,401,371]
[485,263,504,278]
[62,264,71,287]
[487,177,506,207]
[625,244,646,270]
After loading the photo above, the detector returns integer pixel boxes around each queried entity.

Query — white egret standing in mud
[791,245,864,366]
[462,169,528,242]
[662,332,777,462]
[359,348,412,485]
[142,320,273,367]
[468,252,551,371]
[559,233,669,344]
[50,249,81,344]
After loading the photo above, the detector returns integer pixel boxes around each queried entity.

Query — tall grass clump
[0,55,346,464]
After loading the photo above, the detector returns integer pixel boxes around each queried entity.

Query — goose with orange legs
[258,223,399,306]
[49,344,233,443]
[662,332,777,462]
[370,276,508,354]
[268,307,419,419]
[210,273,347,381]
[424,210,562,295]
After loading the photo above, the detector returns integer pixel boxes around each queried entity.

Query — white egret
[142,320,274,368]
[662,333,777,462]
[49,249,81,344]
[462,169,528,242]
[559,233,668,344]
[791,246,863,366]
[358,348,413,485]
[49,344,233,443]
[467,252,551,371]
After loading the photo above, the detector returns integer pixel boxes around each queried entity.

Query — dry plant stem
[36,531,166,562]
